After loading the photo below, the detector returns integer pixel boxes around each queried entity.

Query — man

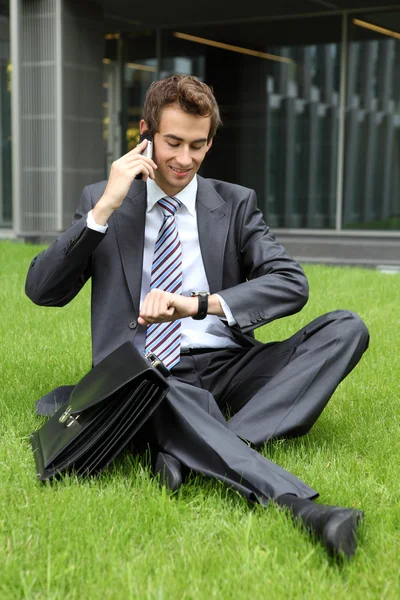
[26,74,369,562]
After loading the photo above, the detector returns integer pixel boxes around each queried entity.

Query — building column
[11,0,104,238]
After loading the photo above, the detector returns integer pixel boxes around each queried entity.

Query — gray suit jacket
[25,176,308,366]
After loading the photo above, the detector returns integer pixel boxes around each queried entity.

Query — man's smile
[169,166,192,176]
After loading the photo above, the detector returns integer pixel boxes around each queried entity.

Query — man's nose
[176,146,192,166]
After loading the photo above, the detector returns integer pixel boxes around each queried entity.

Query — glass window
[123,31,157,154]
[161,17,342,228]
[343,10,400,230]
[102,30,157,176]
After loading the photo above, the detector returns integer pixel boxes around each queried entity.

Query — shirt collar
[146,175,198,216]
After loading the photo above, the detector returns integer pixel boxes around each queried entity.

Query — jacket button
[129,320,138,329]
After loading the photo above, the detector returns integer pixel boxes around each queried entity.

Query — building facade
[2,1,400,264]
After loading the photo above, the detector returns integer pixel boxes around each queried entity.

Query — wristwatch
[190,291,210,320]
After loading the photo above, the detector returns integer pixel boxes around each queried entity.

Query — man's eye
[192,146,203,151]
[168,142,179,148]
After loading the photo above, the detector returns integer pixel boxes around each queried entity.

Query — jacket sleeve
[25,185,106,307]
[217,189,309,333]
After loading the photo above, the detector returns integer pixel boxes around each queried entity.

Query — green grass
[1,239,399,600]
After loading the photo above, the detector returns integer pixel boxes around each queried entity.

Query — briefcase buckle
[59,406,80,427]
[143,351,162,368]
[59,406,72,423]
[66,414,80,428]
[143,351,170,377]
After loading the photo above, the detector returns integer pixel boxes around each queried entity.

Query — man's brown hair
[142,74,222,142]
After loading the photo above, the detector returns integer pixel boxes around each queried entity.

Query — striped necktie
[144,196,183,370]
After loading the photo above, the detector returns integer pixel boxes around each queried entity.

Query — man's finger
[140,291,176,323]
[125,154,158,171]
[154,294,170,320]
[131,160,158,177]
[128,139,148,155]
[128,164,152,181]
[145,292,156,318]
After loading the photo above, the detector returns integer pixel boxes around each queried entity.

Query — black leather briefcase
[30,342,170,482]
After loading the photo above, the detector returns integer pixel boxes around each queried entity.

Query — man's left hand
[138,289,197,325]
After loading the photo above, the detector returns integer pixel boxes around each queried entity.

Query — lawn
[0,240,399,600]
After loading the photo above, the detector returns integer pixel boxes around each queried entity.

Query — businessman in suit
[26,75,369,561]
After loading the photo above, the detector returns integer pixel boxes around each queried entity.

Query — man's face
[141,104,213,196]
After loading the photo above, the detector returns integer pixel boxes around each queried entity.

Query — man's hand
[92,140,158,225]
[138,289,225,325]
[138,289,198,326]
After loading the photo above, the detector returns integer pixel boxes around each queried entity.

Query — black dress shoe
[276,494,364,561]
[298,503,364,560]
[154,452,183,491]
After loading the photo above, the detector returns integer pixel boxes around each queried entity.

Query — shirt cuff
[87,209,108,233]
[214,294,237,326]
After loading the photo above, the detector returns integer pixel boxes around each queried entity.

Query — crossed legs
[152,310,369,560]
[198,310,370,446]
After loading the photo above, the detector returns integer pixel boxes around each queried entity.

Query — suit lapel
[196,176,231,294]
[113,176,231,310]
[114,180,147,314]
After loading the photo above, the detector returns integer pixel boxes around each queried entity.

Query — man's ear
[140,119,149,135]
[206,137,213,152]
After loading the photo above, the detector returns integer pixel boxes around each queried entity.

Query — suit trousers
[145,310,369,504]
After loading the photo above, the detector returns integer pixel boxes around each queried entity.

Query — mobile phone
[135,131,153,180]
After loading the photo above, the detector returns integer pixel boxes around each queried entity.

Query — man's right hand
[92,140,157,225]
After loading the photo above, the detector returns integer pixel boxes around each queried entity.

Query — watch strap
[191,292,209,320]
